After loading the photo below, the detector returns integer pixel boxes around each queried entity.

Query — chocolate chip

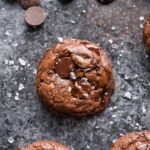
[55,57,75,78]
[25,6,46,27]
[75,70,84,78]
[71,85,84,99]
[20,0,40,9]
[98,0,114,4]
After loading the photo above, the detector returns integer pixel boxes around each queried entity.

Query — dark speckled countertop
[0,0,150,150]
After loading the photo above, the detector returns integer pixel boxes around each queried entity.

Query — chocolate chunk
[75,70,84,78]
[20,0,40,10]
[25,6,46,27]
[71,85,84,99]
[55,57,75,78]
[90,89,103,98]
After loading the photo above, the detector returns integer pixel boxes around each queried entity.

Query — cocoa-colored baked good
[36,38,115,117]
[20,0,40,10]
[17,140,70,150]
[110,131,150,150]
[25,6,46,28]
[144,15,150,55]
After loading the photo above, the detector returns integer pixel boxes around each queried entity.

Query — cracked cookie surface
[36,38,115,117]
[110,131,150,150]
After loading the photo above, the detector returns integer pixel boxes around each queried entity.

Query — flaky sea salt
[57,37,63,42]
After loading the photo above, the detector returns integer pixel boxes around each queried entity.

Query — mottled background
[0,0,150,150]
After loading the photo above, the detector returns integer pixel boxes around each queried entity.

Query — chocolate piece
[20,0,40,10]
[98,0,114,4]
[144,15,150,55]
[36,38,115,117]
[25,6,46,27]
[75,70,84,78]
[55,57,75,78]
[17,140,70,150]
[110,131,150,150]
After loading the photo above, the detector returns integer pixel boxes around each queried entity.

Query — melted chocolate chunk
[55,57,75,78]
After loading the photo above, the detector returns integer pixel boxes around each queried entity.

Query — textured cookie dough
[36,38,115,117]
[144,15,150,55]
[17,140,70,150]
[110,131,150,150]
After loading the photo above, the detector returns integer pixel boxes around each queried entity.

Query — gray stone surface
[0,0,150,149]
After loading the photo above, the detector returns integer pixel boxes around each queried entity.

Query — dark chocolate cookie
[110,131,150,150]
[36,38,115,117]
[144,15,150,55]
[20,0,40,10]
[17,140,70,150]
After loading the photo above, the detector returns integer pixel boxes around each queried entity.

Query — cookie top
[36,38,115,117]
[17,140,70,150]
[110,131,150,150]
[144,15,150,55]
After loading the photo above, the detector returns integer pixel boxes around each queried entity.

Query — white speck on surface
[8,137,14,144]
[117,61,120,65]
[16,92,19,96]
[14,65,19,71]
[71,20,75,24]
[27,63,30,67]
[18,83,24,91]
[5,30,12,37]
[133,5,136,8]
[109,39,113,44]
[142,105,146,113]
[4,59,9,64]
[133,95,138,100]
[9,60,14,65]
[104,92,108,96]
[86,145,90,149]
[139,16,144,21]
[111,26,116,30]
[33,69,37,75]
[124,91,132,99]
[124,75,129,80]
[109,121,113,125]
[140,23,144,28]
[83,93,89,97]
[113,106,118,110]
[120,133,124,136]
[18,58,26,66]
[134,74,138,78]
[68,86,72,92]
[57,37,63,42]
[112,139,117,143]
[81,78,88,82]
[82,10,86,13]
[15,95,19,101]
[7,92,12,98]
[112,114,116,118]
[70,72,76,80]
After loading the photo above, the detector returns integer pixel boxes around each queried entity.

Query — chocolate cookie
[36,38,115,117]
[110,131,150,150]
[20,0,40,10]
[17,140,70,150]
[144,15,150,55]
